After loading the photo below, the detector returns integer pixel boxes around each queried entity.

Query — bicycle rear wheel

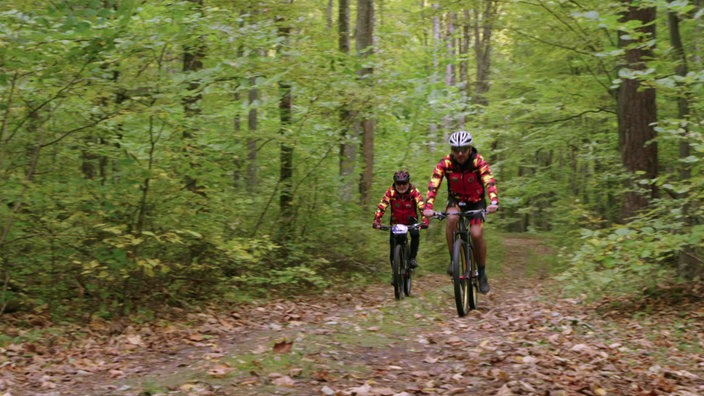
[403,245,412,297]
[452,238,470,317]
[392,244,404,300]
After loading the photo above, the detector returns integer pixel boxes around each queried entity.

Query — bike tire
[466,242,478,310]
[452,238,470,317]
[392,244,404,300]
[403,245,412,297]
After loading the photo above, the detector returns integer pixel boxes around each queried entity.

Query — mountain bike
[377,223,425,300]
[431,207,486,317]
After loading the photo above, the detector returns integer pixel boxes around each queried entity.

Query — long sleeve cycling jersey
[373,184,427,225]
[424,148,499,211]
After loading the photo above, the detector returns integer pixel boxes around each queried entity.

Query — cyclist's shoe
[478,267,490,294]
[446,261,453,275]
[410,259,418,269]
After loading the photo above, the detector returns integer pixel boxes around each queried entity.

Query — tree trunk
[279,93,293,217]
[668,5,703,279]
[473,0,498,107]
[278,18,294,241]
[233,90,243,188]
[182,0,204,123]
[442,11,456,132]
[359,119,375,206]
[233,10,259,190]
[426,3,440,153]
[339,0,350,53]
[356,0,375,206]
[617,1,658,219]
[246,77,259,188]
[458,10,470,127]
[182,0,205,196]
[327,0,333,30]
[444,12,456,89]
[83,1,123,184]
[668,10,691,181]
[338,0,357,201]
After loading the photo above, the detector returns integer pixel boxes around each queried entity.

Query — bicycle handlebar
[431,209,486,220]
[378,223,426,231]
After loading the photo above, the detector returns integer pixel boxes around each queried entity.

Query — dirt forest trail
[4,235,703,396]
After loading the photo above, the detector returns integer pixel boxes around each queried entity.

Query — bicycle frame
[455,214,473,278]
[378,223,422,300]
[433,208,485,316]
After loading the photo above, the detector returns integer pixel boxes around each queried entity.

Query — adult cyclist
[373,170,428,269]
[422,130,499,293]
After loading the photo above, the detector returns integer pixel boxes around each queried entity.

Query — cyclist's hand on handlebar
[487,202,499,214]
[422,208,434,217]
[373,221,382,229]
[421,218,430,229]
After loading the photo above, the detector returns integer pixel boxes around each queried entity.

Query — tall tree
[473,0,498,107]
[277,11,294,241]
[82,1,118,184]
[246,76,260,188]
[667,6,692,181]
[356,0,375,206]
[183,0,206,196]
[617,0,658,219]
[338,0,356,201]
[444,11,457,131]
[241,7,261,189]
[428,3,441,152]
[668,2,702,279]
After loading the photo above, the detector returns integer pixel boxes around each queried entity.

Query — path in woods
[3,235,703,395]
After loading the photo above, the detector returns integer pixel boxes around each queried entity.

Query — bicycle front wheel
[403,245,412,297]
[392,244,404,300]
[466,242,478,310]
[452,238,470,317]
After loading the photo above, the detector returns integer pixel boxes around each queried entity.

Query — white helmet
[448,130,473,146]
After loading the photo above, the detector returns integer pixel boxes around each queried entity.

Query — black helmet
[393,170,410,183]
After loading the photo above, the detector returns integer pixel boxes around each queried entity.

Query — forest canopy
[1,0,702,319]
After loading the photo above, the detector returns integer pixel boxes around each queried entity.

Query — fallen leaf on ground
[273,340,293,353]
[206,364,233,378]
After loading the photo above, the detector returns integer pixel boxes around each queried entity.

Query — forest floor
[2,235,703,396]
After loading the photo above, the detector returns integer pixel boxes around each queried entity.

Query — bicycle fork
[456,233,474,281]
[392,237,411,274]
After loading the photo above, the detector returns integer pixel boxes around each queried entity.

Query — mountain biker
[422,130,499,293]
[373,170,429,269]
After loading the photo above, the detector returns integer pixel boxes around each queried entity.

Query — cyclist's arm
[411,187,429,226]
[373,187,394,224]
[474,154,499,206]
[424,157,449,213]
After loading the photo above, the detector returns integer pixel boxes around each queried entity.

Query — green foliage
[558,187,704,298]
[1,0,704,321]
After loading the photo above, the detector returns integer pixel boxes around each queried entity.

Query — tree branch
[39,111,121,148]
[523,108,616,126]
[6,62,91,143]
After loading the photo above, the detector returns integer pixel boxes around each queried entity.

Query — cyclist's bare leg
[470,222,491,293]
[445,205,461,255]
[470,223,487,266]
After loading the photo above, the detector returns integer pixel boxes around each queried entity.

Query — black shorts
[446,197,486,224]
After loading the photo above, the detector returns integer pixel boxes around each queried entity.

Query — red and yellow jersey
[424,149,499,211]
[373,184,426,225]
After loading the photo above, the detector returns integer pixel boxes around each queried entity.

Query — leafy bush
[558,196,704,299]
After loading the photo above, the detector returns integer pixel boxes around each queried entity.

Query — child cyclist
[373,170,429,269]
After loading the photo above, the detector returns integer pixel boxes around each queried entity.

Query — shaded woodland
[1,0,703,319]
